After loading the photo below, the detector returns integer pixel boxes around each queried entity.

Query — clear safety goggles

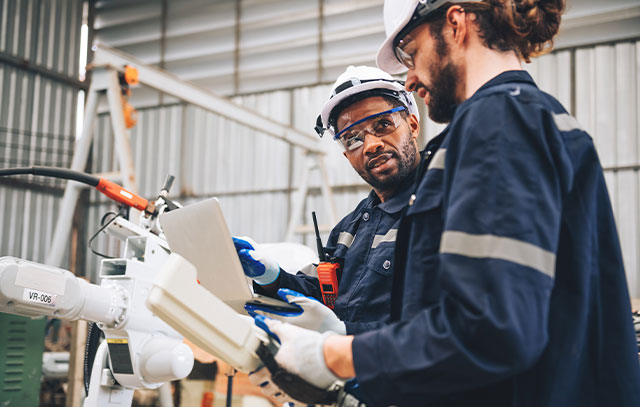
[392,0,475,69]
[335,106,407,151]
[394,35,417,70]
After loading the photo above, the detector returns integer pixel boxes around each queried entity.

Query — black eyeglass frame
[392,0,479,67]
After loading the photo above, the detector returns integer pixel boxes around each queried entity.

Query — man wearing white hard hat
[233,65,423,401]
[235,65,421,334]
[254,1,640,406]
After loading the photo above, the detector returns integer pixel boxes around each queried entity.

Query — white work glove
[232,236,280,285]
[246,288,346,334]
[256,315,340,390]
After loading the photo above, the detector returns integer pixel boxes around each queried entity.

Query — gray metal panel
[92,0,639,100]
[0,0,82,76]
[92,0,383,98]
[0,0,82,272]
[557,1,640,50]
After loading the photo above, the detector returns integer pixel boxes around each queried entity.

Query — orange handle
[96,178,148,211]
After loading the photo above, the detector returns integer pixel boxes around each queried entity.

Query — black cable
[88,212,120,259]
[0,166,100,187]
[99,211,118,226]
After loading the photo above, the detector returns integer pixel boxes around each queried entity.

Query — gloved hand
[246,288,346,334]
[248,368,314,407]
[256,315,340,390]
[232,236,280,285]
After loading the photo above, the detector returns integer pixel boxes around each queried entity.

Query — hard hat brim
[376,10,414,75]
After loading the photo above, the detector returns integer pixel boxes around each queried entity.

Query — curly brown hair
[428,0,565,62]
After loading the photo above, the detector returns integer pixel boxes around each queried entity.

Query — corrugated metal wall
[93,0,386,103]
[0,0,83,269]
[92,0,640,103]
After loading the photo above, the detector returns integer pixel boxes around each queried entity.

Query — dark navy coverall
[266,173,415,335]
[351,71,640,406]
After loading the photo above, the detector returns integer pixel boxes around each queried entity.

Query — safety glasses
[335,106,407,151]
[394,35,417,70]
[392,1,457,70]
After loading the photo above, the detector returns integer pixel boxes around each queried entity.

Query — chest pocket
[405,168,445,256]
[400,168,445,310]
[366,245,395,277]
[407,166,444,212]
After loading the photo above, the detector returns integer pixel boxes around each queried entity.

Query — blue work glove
[246,288,346,334]
[255,315,340,390]
[232,236,280,285]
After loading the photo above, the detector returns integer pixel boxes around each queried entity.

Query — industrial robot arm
[0,257,127,324]
[0,255,194,406]
[0,166,362,406]
[0,216,194,407]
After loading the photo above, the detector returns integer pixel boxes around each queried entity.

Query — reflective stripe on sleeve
[553,113,584,133]
[337,232,355,248]
[440,231,556,278]
[428,149,446,170]
[371,229,398,249]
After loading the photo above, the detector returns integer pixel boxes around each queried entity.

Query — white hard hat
[377,0,484,74]
[314,65,419,140]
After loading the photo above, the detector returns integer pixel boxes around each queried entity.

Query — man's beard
[356,133,417,191]
[427,59,461,124]
[425,31,463,124]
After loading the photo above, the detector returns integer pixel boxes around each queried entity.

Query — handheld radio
[312,211,340,309]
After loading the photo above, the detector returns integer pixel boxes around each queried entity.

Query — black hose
[0,166,100,187]
[88,212,121,259]
[84,323,104,396]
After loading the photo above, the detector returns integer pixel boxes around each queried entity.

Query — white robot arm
[0,257,127,324]
[0,170,195,407]
[0,219,194,407]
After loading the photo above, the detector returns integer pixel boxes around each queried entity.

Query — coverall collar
[472,70,538,98]
[366,166,417,214]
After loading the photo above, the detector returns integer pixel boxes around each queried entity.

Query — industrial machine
[0,169,194,406]
[0,167,364,407]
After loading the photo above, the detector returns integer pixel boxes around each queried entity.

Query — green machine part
[0,313,46,407]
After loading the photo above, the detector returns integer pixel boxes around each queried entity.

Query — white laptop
[159,197,298,314]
